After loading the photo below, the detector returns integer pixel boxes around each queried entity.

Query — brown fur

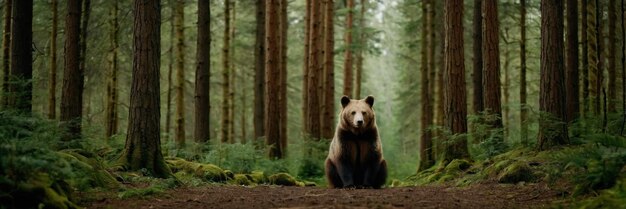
[325,95,387,189]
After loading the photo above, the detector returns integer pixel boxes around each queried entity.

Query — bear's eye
[351,111,356,115]
[362,111,367,115]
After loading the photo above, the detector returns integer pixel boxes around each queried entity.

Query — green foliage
[550,138,626,196]
[468,113,510,159]
[0,111,117,208]
[296,139,329,179]
[117,177,179,199]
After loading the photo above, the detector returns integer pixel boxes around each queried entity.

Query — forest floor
[79,182,566,209]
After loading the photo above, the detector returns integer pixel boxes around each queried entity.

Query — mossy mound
[407,159,473,185]
[497,161,535,183]
[166,158,227,182]
[3,173,80,209]
[230,174,254,186]
[58,150,119,189]
[249,171,269,184]
[269,173,298,186]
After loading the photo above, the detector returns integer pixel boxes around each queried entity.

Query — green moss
[230,174,254,186]
[12,174,80,209]
[224,170,235,179]
[497,161,535,184]
[269,173,298,186]
[249,171,268,184]
[57,150,119,189]
[444,159,472,174]
[438,174,456,183]
[426,172,443,183]
[166,158,227,182]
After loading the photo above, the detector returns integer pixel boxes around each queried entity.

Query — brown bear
[325,95,387,189]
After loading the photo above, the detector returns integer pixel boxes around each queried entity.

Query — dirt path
[82,183,563,209]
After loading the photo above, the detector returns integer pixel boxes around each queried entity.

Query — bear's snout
[353,113,365,128]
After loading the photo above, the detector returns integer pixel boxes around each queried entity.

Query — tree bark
[587,0,600,115]
[120,0,171,178]
[302,0,312,131]
[582,0,589,116]
[254,0,266,143]
[472,0,483,115]
[354,0,366,99]
[8,0,33,113]
[519,0,528,145]
[165,0,175,137]
[61,0,83,139]
[1,0,11,108]
[279,0,288,153]
[221,0,232,143]
[266,0,283,158]
[174,0,186,147]
[48,0,58,119]
[608,0,617,112]
[229,1,237,143]
[538,0,568,150]
[321,0,336,140]
[78,0,90,118]
[306,0,323,139]
[482,0,503,130]
[105,0,119,138]
[565,0,579,122]
[418,0,434,171]
[194,0,211,143]
[443,0,470,161]
[343,0,354,97]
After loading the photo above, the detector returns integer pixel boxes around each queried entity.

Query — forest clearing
[81,184,561,209]
[1,0,626,208]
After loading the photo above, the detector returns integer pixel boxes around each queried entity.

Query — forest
[1,0,625,208]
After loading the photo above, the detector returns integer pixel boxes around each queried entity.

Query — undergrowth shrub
[0,111,116,208]
[468,112,509,160]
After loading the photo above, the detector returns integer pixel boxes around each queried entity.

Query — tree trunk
[482,0,503,131]
[418,0,434,171]
[321,0,336,140]
[61,0,83,139]
[195,0,211,143]
[254,0,266,143]
[174,0,186,147]
[354,0,366,99]
[48,0,58,119]
[165,0,175,138]
[229,1,237,143]
[443,0,470,161]
[266,0,283,158]
[472,0,483,115]
[608,0,617,112]
[520,0,528,145]
[306,0,323,139]
[279,0,288,153]
[1,0,11,108]
[8,0,33,113]
[582,0,589,116]
[343,0,354,98]
[566,0,579,122]
[78,0,90,117]
[221,0,231,143]
[302,0,311,131]
[587,0,600,115]
[120,0,171,178]
[538,0,568,150]
[434,1,445,158]
[105,0,119,138]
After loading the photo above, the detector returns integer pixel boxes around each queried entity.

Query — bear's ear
[341,96,351,108]
[365,95,374,107]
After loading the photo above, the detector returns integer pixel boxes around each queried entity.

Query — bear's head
[340,95,376,134]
